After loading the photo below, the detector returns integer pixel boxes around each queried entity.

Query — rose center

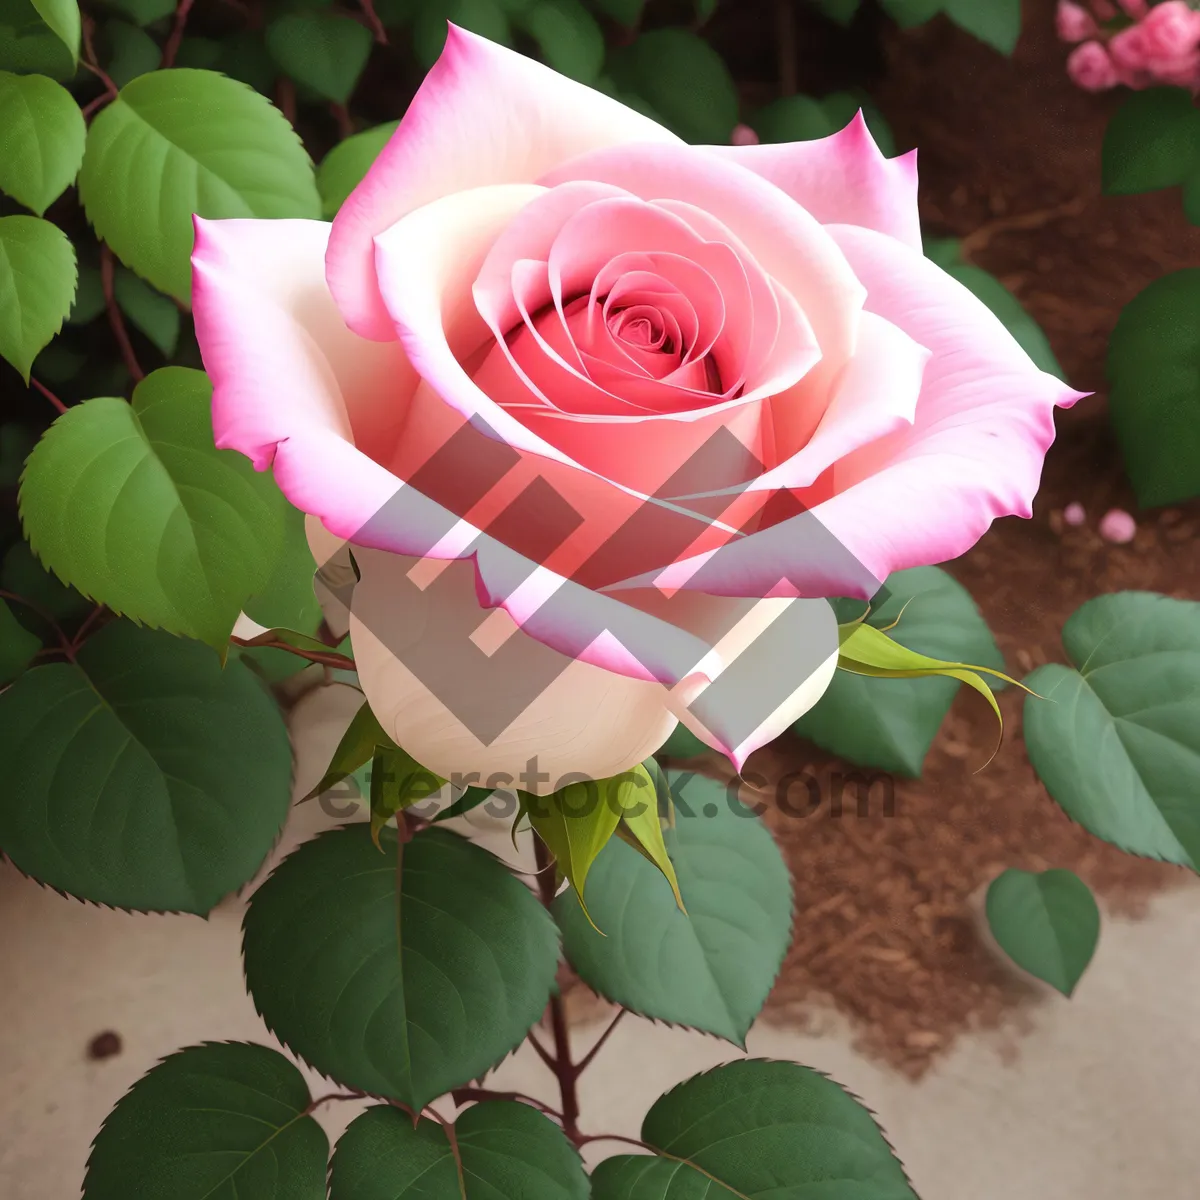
[609,305,673,354]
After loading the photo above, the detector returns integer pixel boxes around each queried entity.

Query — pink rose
[1139,0,1200,63]
[192,28,1079,787]
[1056,1,1099,43]
[1069,40,1122,88]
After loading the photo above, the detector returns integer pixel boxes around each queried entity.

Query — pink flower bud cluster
[1057,0,1200,93]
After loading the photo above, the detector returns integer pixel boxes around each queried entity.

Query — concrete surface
[2,681,1198,1198]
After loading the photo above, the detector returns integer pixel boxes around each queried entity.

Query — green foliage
[0,419,35,486]
[113,267,179,357]
[29,0,78,61]
[0,620,292,913]
[316,119,398,217]
[242,499,322,632]
[413,0,511,67]
[0,536,90,621]
[794,567,1005,776]
[0,213,75,381]
[266,12,373,105]
[97,0,175,26]
[607,28,739,143]
[0,70,84,214]
[658,723,708,759]
[1103,88,1200,222]
[517,0,605,84]
[591,1059,918,1198]
[810,0,862,25]
[302,696,395,800]
[986,868,1100,996]
[752,89,895,156]
[369,743,444,846]
[78,68,320,303]
[103,18,159,88]
[20,367,295,651]
[925,236,1062,377]
[1025,592,1200,868]
[65,260,103,324]
[1107,268,1200,507]
[588,0,643,27]
[881,0,1019,53]
[0,595,40,682]
[556,772,790,1045]
[329,1102,589,1199]
[242,825,560,1109]
[0,0,74,77]
[83,1042,328,1200]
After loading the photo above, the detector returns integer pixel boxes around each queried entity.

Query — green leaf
[0,620,292,913]
[104,18,160,88]
[217,30,277,95]
[811,0,861,25]
[0,0,76,79]
[0,595,40,683]
[19,366,292,651]
[97,0,175,26]
[517,0,604,83]
[369,744,445,848]
[30,0,79,62]
[591,1059,918,1199]
[1102,88,1200,214]
[555,772,789,1046]
[301,696,394,801]
[617,762,683,907]
[589,0,642,27]
[316,119,398,218]
[880,0,941,26]
[431,782,495,823]
[0,536,90,622]
[794,567,1005,776]
[330,1102,589,1199]
[113,267,179,357]
[31,335,84,383]
[83,1042,328,1200]
[941,0,1020,54]
[242,498,321,632]
[985,868,1099,996]
[1024,591,1200,870]
[0,70,85,215]
[78,68,320,303]
[412,0,510,67]
[523,771,637,914]
[0,420,36,487]
[1107,268,1200,506]
[242,824,560,1109]
[0,214,76,382]
[66,261,103,324]
[607,29,739,144]
[265,12,373,105]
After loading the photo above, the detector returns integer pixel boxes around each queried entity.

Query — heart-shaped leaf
[1024,591,1200,868]
[83,1042,327,1200]
[555,771,790,1046]
[242,824,560,1109]
[591,1059,918,1199]
[329,1102,588,1199]
[19,367,291,651]
[0,620,293,913]
[985,868,1100,996]
[0,70,85,215]
[0,214,76,381]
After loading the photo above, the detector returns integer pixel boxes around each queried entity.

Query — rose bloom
[1056,0,1098,43]
[192,28,1079,792]
[1068,40,1122,89]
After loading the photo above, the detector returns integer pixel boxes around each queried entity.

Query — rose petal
[191,216,413,532]
[328,25,681,341]
[708,111,922,251]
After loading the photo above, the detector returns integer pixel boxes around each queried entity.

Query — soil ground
[603,0,1200,1076]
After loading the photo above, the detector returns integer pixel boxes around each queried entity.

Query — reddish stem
[276,78,297,125]
[0,590,75,662]
[532,835,581,1140]
[229,634,356,671]
[450,1087,561,1118]
[29,377,67,415]
[160,0,196,68]
[331,102,355,140]
[100,246,144,384]
[71,605,108,649]
[358,0,388,43]
[302,1089,364,1116]
[80,16,119,100]
[574,1007,627,1076]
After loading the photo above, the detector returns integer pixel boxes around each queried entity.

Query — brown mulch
[562,0,1200,1076]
